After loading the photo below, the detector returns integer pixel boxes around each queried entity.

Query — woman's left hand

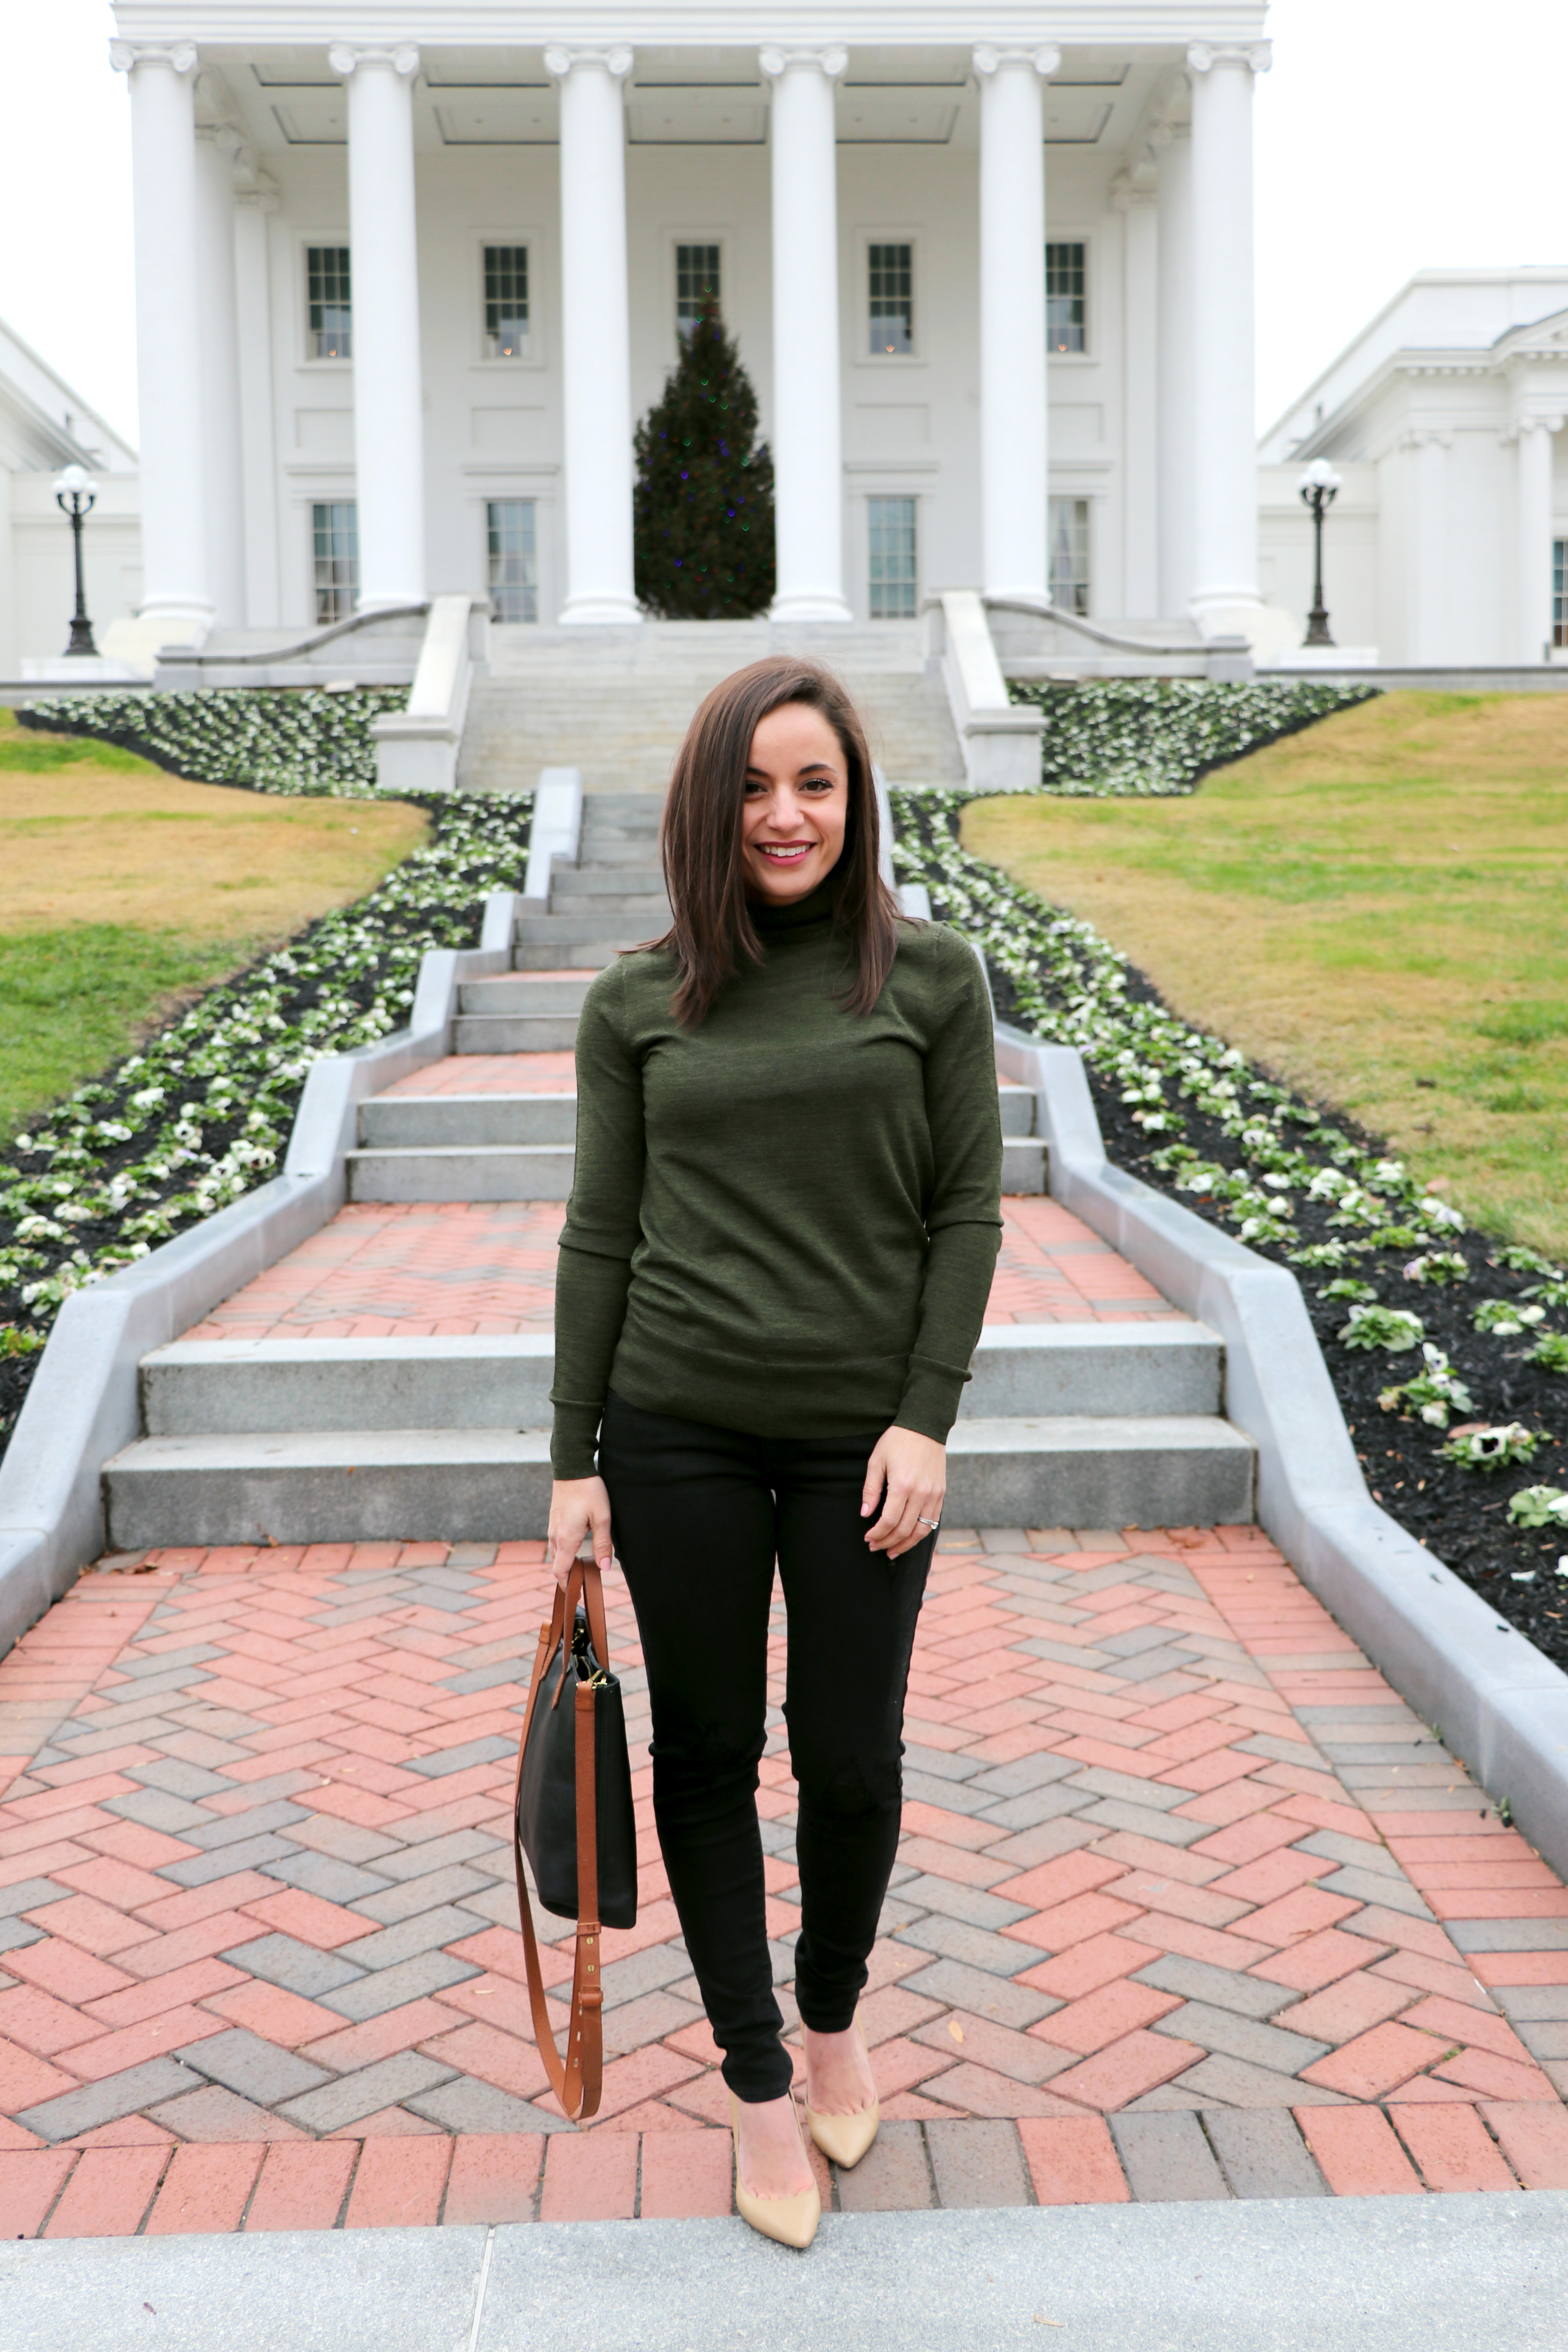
[861,1426,946,1559]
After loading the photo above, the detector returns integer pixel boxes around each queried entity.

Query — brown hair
[655,656,900,1027]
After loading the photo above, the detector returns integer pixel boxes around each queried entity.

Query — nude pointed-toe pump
[804,2015,880,2171]
[729,2091,820,2250]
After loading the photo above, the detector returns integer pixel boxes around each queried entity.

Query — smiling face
[740,702,851,906]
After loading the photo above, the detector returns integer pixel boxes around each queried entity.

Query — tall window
[1555,540,1568,648]
[312,501,358,622]
[487,499,538,624]
[1049,497,1091,617]
[483,245,529,358]
[307,246,352,359]
[868,243,913,356]
[868,496,917,618]
[676,243,720,336]
[1046,241,1087,354]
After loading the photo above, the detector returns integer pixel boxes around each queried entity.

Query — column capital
[973,44,1060,79]
[759,45,847,82]
[1112,153,1159,207]
[1187,41,1272,75]
[545,44,633,81]
[1508,412,1566,441]
[328,42,419,79]
[110,39,197,76]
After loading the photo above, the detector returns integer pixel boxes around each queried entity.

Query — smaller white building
[1259,269,1568,669]
[0,320,141,679]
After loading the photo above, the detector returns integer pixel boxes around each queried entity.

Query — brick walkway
[0,1526,1564,2238]
[181,1197,1175,1343]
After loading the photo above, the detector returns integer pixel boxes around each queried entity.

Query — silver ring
[917,1515,940,1528]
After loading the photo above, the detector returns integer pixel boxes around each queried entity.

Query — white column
[1515,417,1559,664]
[974,44,1057,604]
[1186,41,1270,636]
[1155,122,1194,618]
[234,183,281,626]
[760,46,851,621]
[110,40,211,633]
[1115,166,1159,617]
[546,45,639,624]
[328,43,425,611]
[194,124,247,627]
[1403,430,1450,664]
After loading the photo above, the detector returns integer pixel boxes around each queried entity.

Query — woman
[547,657,1002,2247]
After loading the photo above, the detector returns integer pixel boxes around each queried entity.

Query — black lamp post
[53,465,99,656]
[1298,459,1341,648]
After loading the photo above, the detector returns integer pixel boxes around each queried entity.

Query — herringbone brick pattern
[180,1195,1174,1343]
[0,1526,1563,2236]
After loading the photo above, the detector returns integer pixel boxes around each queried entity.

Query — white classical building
[0,321,139,678]
[102,1,1281,655]
[1259,270,1568,668]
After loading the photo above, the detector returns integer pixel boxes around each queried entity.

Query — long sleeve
[895,941,1003,1443]
[550,964,645,1478]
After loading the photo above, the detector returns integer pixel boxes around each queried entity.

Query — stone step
[105,1410,1251,1547]
[363,1087,1029,1151]
[551,866,668,900]
[141,1325,1223,1437]
[512,939,626,971]
[359,1093,577,1148]
[456,974,594,1017]
[451,1014,582,1054]
[346,1142,576,1201]
[345,1131,1039,1198]
[514,913,669,954]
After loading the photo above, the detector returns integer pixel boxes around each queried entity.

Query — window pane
[676,243,721,337]
[1046,241,1086,355]
[867,495,917,619]
[483,245,529,359]
[307,246,352,360]
[312,501,359,623]
[488,498,538,624]
[1049,496,1091,617]
[1555,539,1568,649]
[868,242,913,356]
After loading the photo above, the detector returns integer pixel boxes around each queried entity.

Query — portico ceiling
[207,43,1170,153]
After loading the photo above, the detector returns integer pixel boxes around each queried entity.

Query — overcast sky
[2,0,1562,451]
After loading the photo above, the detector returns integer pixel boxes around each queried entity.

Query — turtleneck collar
[747,877,838,936]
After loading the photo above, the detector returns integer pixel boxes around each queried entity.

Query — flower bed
[20,688,406,800]
[1007,677,1378,795]
[0,791,532,1458]
[892,788,1568,1668]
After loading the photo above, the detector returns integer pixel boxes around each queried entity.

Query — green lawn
[966,690,1568,1254]
[0,708,425,1139]
[0,928,241,1138]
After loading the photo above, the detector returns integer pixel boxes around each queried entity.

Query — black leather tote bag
[511,1560,637,2120]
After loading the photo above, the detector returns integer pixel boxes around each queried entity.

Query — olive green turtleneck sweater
[550,886,1003,1479]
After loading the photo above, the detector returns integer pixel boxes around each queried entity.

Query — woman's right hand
[547,1476,614,1593]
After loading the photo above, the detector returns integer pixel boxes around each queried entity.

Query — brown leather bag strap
[511,1559,608,2123]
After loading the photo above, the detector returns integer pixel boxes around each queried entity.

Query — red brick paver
[0,1520,1557,2235]
[182,1195,1180,1341]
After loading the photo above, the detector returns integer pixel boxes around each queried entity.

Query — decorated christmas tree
[633,300,775,619]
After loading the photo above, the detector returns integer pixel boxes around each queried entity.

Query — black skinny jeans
[598,1388,934,2103]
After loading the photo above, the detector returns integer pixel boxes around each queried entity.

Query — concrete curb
[999,1027,1568,1880]
[1,2195,1564,2352]
[0,892,520,1655]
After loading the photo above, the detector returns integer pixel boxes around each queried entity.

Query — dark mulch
[985,956,1568,1673]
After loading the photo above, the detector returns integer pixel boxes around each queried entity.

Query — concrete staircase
[102,639,1256,1547]
[457,620,965,795]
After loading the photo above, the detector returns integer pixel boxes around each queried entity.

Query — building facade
[0,320,140,679]
[105,2,1278,648]
[1259,271,1568,668]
